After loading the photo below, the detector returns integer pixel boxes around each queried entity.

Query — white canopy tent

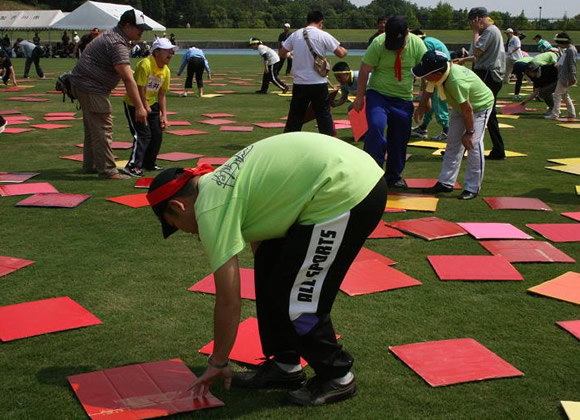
[0,10,67,30]
[51,1,165,31]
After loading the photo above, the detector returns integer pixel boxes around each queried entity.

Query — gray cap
[468,7,488,20]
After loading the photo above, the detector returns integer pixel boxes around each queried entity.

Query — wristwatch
[208,354,229,369]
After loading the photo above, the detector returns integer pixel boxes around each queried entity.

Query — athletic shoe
[120,166,144,177]
[458,190,478,200]
[410,126,428,139]
[232,358,306,389]
[0,116,6,134]
[544,114,557,120]
[286,375,357,406]
[513,95,521,101]
[282,87,289,94]
[387,178,407,189]
[431,131,448,141]
[106,173,131,180]
[422,182,453,194]
[181,92,188,97]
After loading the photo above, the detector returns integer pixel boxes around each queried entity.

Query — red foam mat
[0,172,40,183]
[189,268,256,300]
[0,182,58,197]
[134,177,153,189]
[197,157,230,166]
[16,193,91,208]
[483,197,552,211]
[340,260,421,296]
[355,247,397,266]
[0,256,35,278]
[368,221,406,239]
[479,240,575,263]
[157,152,203,162]
[387,217,467,240]
[526,224,580,243]
[106,193,150,208]
[427,255,523,281]
[556,320,580,340]
[166,129,208,136]
[562,212,580,222]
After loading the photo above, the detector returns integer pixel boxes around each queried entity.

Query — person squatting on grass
[70,9,150,180]
[519,61,559,115]
[177,46,211,97]
[414,51,494,201]
[248,38,288,94]
[352,15,427,190]
[511,51,559,101]
[146,132,388,406]
[121,38,178,178]
[279,10,348,136]
[331,61,364,111]
[546,33,577,120]
[0,50,17,86]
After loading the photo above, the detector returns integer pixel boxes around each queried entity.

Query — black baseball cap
[524,62,540,74]
[384,15,408,50]
[468,7,488,20]
[119,9,152,31]
[411,50,449,78]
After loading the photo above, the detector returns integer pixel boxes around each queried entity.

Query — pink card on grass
[6,120,30,125]
[389,338,524,387]
[427,255,523,281]
[5,115,33,120]
[355,246,397,266]
[479,240,575,263]
[3,127,34,134]
[198,119,236,125]
[220,125,254,132]
[253,122,286,129]
[562,212,580,222]
[457,222,533,240]
[197,157,230,166]
[44,116,77,121]
[157,152,203,162]
[500,103,526,115]
[368,221,406,239]
[45,112,76,117]
[134,177,153,189]
[167,120,192,126]
[527,271,580,305]
[340,260,421,296]
[0,296,102,341]
[556,320,580,340]
[68,359,224,419]
[526,224,580,243]
[406,179,461,190]
[387,217,467,241]
[189,268,256,300]
[166,129,208,136]
[483,197,552,211]
[0,256,35,278]
[60,154,84,162]
[0,172,39,183]
[75,142,132,149]
[0,109,22,115]
[29,124,72,130]
[0,182,58,197]
[16,193,91,208]
[106,193,149,208]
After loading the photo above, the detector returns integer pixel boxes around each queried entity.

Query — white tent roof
[51,1,165,31]
[0,10,67,30]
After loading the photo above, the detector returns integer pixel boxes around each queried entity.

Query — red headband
[146,164,215,206]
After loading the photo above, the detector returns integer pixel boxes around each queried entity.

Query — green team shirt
[442,64,494,112]
[195,133,384,271]
[532,52,558,66]
[363,33,427,100]
[124,55,170,106]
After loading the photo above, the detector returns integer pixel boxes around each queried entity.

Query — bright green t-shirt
[532,52,558,66]
[124,55,170,106]
[195,133,384,271]
[442,64,494,112]
[363,33,427,101]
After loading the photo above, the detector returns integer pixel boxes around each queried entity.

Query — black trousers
[254,177,387,380]
[259,62,287,92]
[2,66,11,84]
[23,47,44,78]
[474,69,505,157]
[284,83,334,136]
[513,61,528,96]
[185,56,205,89]
[124,102,163,170]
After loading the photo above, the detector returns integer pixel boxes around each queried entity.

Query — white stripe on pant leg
[270,63,285,90]
[288,211,350,323]
[123,102,140,166]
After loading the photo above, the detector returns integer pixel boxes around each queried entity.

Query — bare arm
[352,62,373,112]
[459,101,475,150]
[158,88,167,128]
[279,47,289,59]
[115,63,147,125]
[333,45,348,58]
[9,65,17,86]
[520,88,538,105]
[414,90,433,123]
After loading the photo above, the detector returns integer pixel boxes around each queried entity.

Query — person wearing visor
[146,132,387,406]
[352,15,427,189]
[414,50,494,200]
[330,61,364,110]
[248,38,288,94]
[122,38,177,178]
[70,9,151,180]
[546,32,577,119]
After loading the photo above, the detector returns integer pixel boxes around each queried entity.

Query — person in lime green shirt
[414,51,494,200]
[122,37,177,177]
[145,132,387,406]
[352,15,427,189]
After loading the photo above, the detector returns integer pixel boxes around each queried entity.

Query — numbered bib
[146,75,163,93]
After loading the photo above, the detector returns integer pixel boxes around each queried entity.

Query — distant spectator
[177,45,211,97]
[0,50,17,86]
[546,32,577,119]
[15,39,45,79]
[504,28,522,83]
[278,23,293,75]
[73,28,99,58]
[186,22,191,29]
[534,34,553,52]
[169,33,176,45]
[131,43,142,58]
[368,16,387,46]
[249,38,288,94]
[2,34,12,57]
[280,10,348,135]
[32,32,40,46]
[142,41,151,57]
[72,31,80,45]
[62,31,70,47]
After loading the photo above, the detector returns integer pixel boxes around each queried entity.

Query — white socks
[275,361,302,373]
[333,372,354,385]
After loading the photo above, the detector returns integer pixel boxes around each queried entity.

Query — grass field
[0,55,579,419]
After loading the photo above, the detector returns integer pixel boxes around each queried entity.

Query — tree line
[16,0,580,30]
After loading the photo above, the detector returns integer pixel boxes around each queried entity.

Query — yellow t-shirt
[124,55,170,106]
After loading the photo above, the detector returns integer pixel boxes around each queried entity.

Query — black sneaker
[286,375,357,406]
[232,359,306,389]
[120,166,144,178]
[458,190,478,200]
[422,182,453,194]
[145,164,163,171]
[387,178,407,189]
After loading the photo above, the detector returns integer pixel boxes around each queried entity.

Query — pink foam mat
[526,224,580,243]
[562,212,580,222]
[253,122,286,128]
[45,112,76,117]
[189,268,255,300]
[0,256,35,278]
[16,193,91,208]
[167,120,192,126]
[106,193,150,209]
[219,125,254,132]
[479,240,575,263]
[389,338,524,387]
[3,127,34,134]
[198,119,236,125]
[0,172,39,183]
[556,320,580,340]
[387,217,467,241]
[44,116,77,121]
[166,129,208,136]
[368,221,406,239]
[68,359,224,419]
[340,260,421,296]
[157,152,203,162]
[0,296,102,341]
[60,154,84,162]
[457,222,533,240]
[0,182,58,197]
[427,255,523,281]
[29,124,72,129]
[355,247,397,266]
[483,197,552,211]
[197,157,230,166]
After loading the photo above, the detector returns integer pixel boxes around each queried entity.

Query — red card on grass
[6,120,29,125]
[387,217,467,241]
[556,320,580,340]
[340,260,421,296]
[368,221,406,239]
[44,116,77,121]
[389,338,524,387]
[479,240,575,263]
[0,182,58,197]
[406,179,461,190]
[3,127,34,134]
[348,105,367,142]
[0,296,102,341]
[355,246,397,266]
[483,197,552,211]
[458,222,533,240]
[427,255,523,281]
[167,120,191,126]
[166,129,208,136]
[157,152,203,162]
[526,224,580,243]
[219,125,254,132]
[68,359,224,419]
[253,122,286,129]
[60,154,84,162]
[0,172,39,183]
[75,142,132,149]
[190,268,256,300]
[198,119,236,125]
[134,177,153,189]
[500,103,526,115]
[45,112,76,117]
[30,124,72,130]
[197,157,230,166]
[16,193,91,208]
[562,212,580,222]
[106,193,149,208]
[4,115,32,120]
[527,271,580,305]
[0,256,35,278]
[0,109,22,115]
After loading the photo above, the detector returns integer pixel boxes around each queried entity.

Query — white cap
[505,28,514,33]
[152,37,178,52]
[284,23,290,28]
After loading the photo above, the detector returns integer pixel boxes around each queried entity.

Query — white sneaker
[513,95,521,101]
[544,114,557,120]
[431,132,448,141]
[181,92,188,97]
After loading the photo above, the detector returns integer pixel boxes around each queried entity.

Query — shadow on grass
[32,168,107,182]
[36,365,97,387]
[518,188,579,206]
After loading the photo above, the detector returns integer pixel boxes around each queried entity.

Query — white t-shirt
[282,26,341,84]
[507,36,523,60]
[257,44,280,66]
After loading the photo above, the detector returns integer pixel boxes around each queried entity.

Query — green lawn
[0,55,579,419]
